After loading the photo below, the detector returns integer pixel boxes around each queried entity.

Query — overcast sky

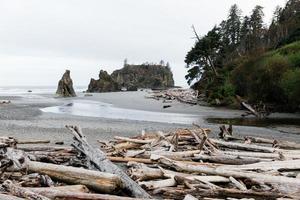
[0,0,287,87]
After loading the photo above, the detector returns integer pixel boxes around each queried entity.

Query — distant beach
[0,87,299,147]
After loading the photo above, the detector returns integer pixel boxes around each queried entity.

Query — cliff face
[87,64,174,93]
[56,70,76,97]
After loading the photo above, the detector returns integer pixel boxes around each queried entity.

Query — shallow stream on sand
[41,100,202,125]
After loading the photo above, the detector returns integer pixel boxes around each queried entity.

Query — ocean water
[0,86,86,96]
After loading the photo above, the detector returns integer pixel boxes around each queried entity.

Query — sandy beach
[0,90,299,147]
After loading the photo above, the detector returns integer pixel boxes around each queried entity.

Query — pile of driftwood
[0,100,11,105]
[0,125,300,200]
[146,89,198,105]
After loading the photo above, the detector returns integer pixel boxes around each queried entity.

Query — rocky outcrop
[56,70,76,97]
[87,63,174,93]
[87,70,120,93]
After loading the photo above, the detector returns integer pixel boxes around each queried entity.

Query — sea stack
[87,70,120,93]
[87,62,174,93]
[56,70,76,97]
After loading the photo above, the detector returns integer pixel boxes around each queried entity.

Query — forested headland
[185,0,300,112]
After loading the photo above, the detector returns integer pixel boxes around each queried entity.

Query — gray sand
[0,91,299,147]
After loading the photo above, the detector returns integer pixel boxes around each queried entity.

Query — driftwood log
[27,161,122,193]
[0,194,26,200]
[1,125,300,199]
[65,125,151,199]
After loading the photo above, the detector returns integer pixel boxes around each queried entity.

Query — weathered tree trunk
[158,156,300,194]
[18,146,74,152]
[159,187,294,200]
[0,194,26,200]
[218,159,300,172]
[128,162,229,183]
[28,161,122,193]
[194,153,272,165]
[28,185,89,194]
[66,125,151,199]
[16,140,50,144]
[210,139,276,153]
[183,194,198,200]
[3,180,50,200]
[108,156,154,164]
[139,178,177,190]
[32,191,150,200]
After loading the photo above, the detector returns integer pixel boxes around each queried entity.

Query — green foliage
[212,77,236,105]
[185,26,221,84]
[185,0,300,110]
[232,41,299,106]
[280,68,300,107]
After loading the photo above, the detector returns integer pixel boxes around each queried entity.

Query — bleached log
[27,161,122,193]
[127,162,164,181]
[127,162,229,183]
[66,125,151,198]
[125,149,146,157]
[113,142,141,150]
[0,194,26,200]
[194,154,272,165]
[210,139,276,153]
[158,156,300,194]
[114,136,154,144]
[183,194,198,200]
[33,191,151,200]
[0,148,28,172]
[16,140,50,144]
[220,150,300,160]
[28,185,89,194]
[108,156,154,164]
[240,101,261,118]
[229,177,247,191]
[159,186,293,199]
[148,150,200,160]
[274,140,300,149]
[2,180,50,200]
[0,137,17,147]
[218,159,300,172]
[220,151,281,159]
[245,136,300,149]
[139,178,177,190]
[18,146,74,152]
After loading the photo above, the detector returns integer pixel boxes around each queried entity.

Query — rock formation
[87,63,174,93]
[56,70,76,97]
[87,70,120,93]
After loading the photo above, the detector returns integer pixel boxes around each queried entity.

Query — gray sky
[0,0,287,87]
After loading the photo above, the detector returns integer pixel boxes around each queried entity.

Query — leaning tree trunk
[65,125,151,199]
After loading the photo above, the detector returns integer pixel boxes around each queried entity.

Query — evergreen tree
[239,16,251,54]
[185,26,221,84]
[225,4,242,46]
[249,5,265,51]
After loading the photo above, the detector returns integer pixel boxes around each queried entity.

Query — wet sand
[0,91,299,147]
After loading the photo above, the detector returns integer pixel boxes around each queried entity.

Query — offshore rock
[87,70,120,93]
[87,63,174,93]
[56,70,76,97]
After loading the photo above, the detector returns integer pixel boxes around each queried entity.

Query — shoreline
[0,91,299,146]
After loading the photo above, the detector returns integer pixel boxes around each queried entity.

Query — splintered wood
[0,125,300,200]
